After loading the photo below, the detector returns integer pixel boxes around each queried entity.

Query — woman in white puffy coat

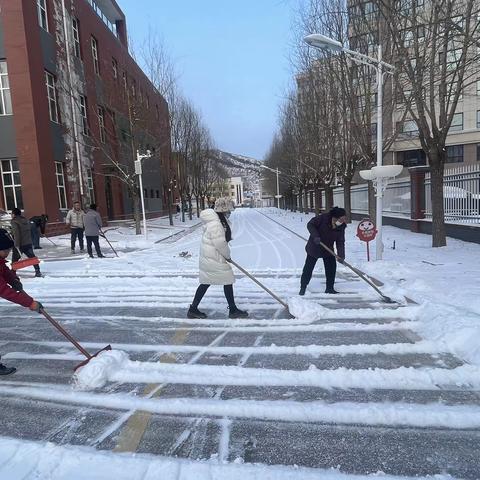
[187,198,248,319]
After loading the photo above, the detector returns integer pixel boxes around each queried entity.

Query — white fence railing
[425,164,480,224]
[295,164,480,225]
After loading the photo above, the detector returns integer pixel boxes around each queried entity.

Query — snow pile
[73,349,129,390]
[415,302,480,366]
[288,297,331,320]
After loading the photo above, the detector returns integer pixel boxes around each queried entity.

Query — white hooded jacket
[198,209,235,285]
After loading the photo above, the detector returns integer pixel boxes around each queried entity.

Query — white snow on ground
[1,384,480,428]
[260,209,480,366]
[2,208,480,478]
[73,350,129,390]
[68,353,480,391]
[0,436,453,480]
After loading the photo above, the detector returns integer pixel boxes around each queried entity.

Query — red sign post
[356,218,377,261]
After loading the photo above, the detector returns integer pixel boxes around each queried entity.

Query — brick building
[0,0,171,233]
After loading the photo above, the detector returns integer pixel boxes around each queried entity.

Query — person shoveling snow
[0,229,43,376]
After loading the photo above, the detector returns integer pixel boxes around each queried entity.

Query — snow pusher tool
[11,257,40,271]
[40,308,111,371]
[99,229,119,257]
[228,259,293,315]
[318,241,395,304]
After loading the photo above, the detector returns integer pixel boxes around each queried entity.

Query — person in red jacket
[0,229,42,375]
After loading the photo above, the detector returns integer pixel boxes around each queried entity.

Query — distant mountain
[212,150,262,177]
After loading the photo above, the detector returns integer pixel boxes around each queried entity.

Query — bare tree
[378,0,480,246]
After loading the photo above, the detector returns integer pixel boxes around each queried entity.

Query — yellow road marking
[114,329,190,453]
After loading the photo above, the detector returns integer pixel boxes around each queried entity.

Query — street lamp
[304,33,395,260]
[135,150,152,239]
[259,165,282,208]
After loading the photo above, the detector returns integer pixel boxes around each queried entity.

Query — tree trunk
[324,185,334,211]
[429,156,447,247]
[195,196,200,217]
[188,197,193,220]
[304,188,309,214]
[181,195,186,223]
[314,184,321,216]
[343,177,352,223]
[368,182,376,221]
[133,192,141,235]
[298,187,303,213]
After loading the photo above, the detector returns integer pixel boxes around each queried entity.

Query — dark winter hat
[89,203,97,210]
[0,229,14,250]
[11,208,22,216]
[330,206,346,218]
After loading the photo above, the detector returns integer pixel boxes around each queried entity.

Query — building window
[97,106,106,143]
[477,80,480,96]
[72,18,81,58]
[477,144,480,162]
[86,168,95,203]
[400,120,418,136]
[112,58,118,79]
[477,111,480,129]
[0,61,12,116]
[79,95,89,135]
[37,0,48,31]
[55,162,67,209]
[156,190,160,198]
[91,36,100,75]
[1,159,23,210]
[446,145,464,163]
[450,112,463,132]
[45,71,59,123]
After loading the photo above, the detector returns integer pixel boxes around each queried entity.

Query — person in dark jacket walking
[84,204,104,258]
[299,206,347,295]
[10,208,42,278]
[0,229,43,375]
[29,214,48,250]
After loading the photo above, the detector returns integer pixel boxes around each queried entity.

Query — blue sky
[119,0,295,160]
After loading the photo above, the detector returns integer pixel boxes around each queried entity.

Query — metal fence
[425,164,480,224]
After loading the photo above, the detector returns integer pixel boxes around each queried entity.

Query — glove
[29,301,44,313]
[10,278,23,292]
[337,257,345,264]
[313,237,322,245]
[225,258,232,263]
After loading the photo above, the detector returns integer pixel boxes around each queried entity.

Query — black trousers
[71,228,84,251]
[192,284,236,309]
[86,236,103,257]
[12,244,40,272]
[300,254,336,290]
[30,224,40,249]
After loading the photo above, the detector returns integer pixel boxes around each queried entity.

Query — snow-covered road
[0,209,479,479]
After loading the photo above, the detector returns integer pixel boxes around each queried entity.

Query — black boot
[0,363,16,376]
[325,288,339,294]
[229,306,249,319]
[35,271,43,278]
[299,286,306,296]
[187,305,207,319]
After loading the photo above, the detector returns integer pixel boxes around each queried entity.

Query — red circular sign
[356,218,377,242]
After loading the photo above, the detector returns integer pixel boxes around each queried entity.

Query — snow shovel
[228,259,290,311]
[99,229,119,257]
[40,308,112,372]
[44,235,57,247]
[318,241,395,304]
[11,257,40,271]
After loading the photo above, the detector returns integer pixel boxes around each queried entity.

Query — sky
[119,0,295,160]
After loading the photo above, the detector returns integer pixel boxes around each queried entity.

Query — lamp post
[135,150,152,239]
[304,33,395,260]
[260,165,282,208]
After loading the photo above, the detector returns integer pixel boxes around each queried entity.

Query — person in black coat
[299,206,347,295]
[29,214,48,249]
